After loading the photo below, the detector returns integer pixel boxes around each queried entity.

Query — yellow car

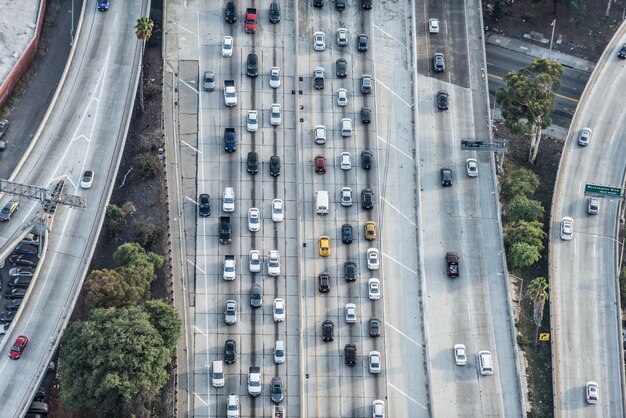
[319,236,331,257]
[364,221,376,240]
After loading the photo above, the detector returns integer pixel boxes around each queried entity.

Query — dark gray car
[203,71,215,91]
[270,376,284,404]
[250,284,262,308]
[0,200,19,222]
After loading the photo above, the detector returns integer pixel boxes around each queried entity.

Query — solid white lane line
[380,197,416,226]
[388,382,428,410]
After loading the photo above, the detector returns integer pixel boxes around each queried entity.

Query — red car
[314,155,326,174]
[9,335,28,359]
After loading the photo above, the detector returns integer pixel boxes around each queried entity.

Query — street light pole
[549,19,556,57]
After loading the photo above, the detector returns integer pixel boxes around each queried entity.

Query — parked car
[9,267,34,278]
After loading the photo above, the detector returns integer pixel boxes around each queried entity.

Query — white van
[341,118,352,137]
[478,351,493,376]
[316,190,329,215]
[223,187,235,212]
[212,360,225,387]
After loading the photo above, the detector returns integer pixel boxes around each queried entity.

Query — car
[249,250,261,273]
[344,343,357,365]
[341,187,353,207]
[222,36,233,57]
[342,224,353,243]
[8,335,28,359]
[588,197,600,215]
[358,33,369,51]
[203,71,215,91]
[13,245,37,256]
[361,188,374,209]
[274,340,285,364]
[441,167,452,186]
[223,187,235,212]
[5,300,23,311]
[9,267,33,278]
[314,155,326,174]
[247,151,259,174]
[337,28,348,46]
[270,376,284,404]
[560,216,574,240]
[314,125,326,144]
[429,18,440,33]
[225,1,236,23]
[433,53,445,72]
[97,0,109,11]
[250,284,263,308]
[369,351,381,373]
[273,298,286,322]
[367,248,380,270]
[247,110,258,132]
[322,320,334,341]
[361,0,372,9]
[319,272,331,292]
[339,152,352,170]
[369,317,381,337]
[336,58,348,78]
[361,150,373,168]
[248,208,260,232]
[372,400,385,418]
[269,2,280,23]
[0,323,10,337]
[361,107,371,124]
[198,194,211,217]
[225,300,237,325]
[618,44,626,59]
[10,277,33,289]
[0,311,16,324]
[0,200,19,222]
[270,155,281,176]
[223,256,236,281]
[454,344,467,366]
[313,31,326,51]
[578,127,592,146]
[341,118,352,137]
[4,288,26,300]
[271,103,281,126]
[272,199,284,222]
[437,90,449,110]
[227,394,239,418]
[466,158,478,177]
[247,52,259,76]
[319,235,331,257]
[344,259,357,281]
[361,74,373,94]
[224,339,237,364]
[213,362,225,388]
[269,67,281,88]
[368,278,381,299]
[247,367,262,396]
[586,381,599,404]
[336,0,346,10]
[268,250,280,276]
[345,303,357,323]
[337,88,348,106]
[364,221,377,240]
[80,170,95,189]
[478,350,494,375]
[313,0,324,7]
[9,255,37,267]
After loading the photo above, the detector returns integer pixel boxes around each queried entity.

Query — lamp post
[549,19,556,57]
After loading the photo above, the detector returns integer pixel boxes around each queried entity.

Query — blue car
[97,0,109,11]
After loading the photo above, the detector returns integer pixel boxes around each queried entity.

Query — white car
[369,350,381,374]
[271,103,281,126]
[273,298,285,322]
[314,125,326,144]
[272,199,284,222]
[560,216,574,240]
[268,250,280,276]
[341,187,353,207]
[227,394,240,418]
[247,368,262,396]
[337,28,348,46]
[225,300,237,325]
[367,248,380,270]
[337,88,348,106]
[249,250,261,273]
[269,66,281,88]
[578,127,592,146]
[428,18,440,33]
[340,152,352,170]
[372,400,385,418]
[223,187,235,212]
[248,208,260,232]
[223,256,236,281]
[247,110,258,132]
[345,303,357,324]
[368,278,381,300]
[454,344,467,366]
[466,158,478,177]
[80,170,94,189]
[586,381,599,404]
[222,36,233,57]
[588,197,600,214]
[274,340,285,364]
[313,31,326,51]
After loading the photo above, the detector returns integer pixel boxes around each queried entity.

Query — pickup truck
[223,80,237,107]
[223,255,236,281]
[313,67,325,90]
[446,251,459,277]
[244,8,257,33]
[224,128,236,152]
[219,217,232,244]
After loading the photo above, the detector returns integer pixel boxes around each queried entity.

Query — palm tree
[527,277,549,346]
[134,17,154,111]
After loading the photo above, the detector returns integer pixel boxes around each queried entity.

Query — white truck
[223,255,236,281]
[316,190,329,215]
[224,80,237,106]
[273,405,284,418]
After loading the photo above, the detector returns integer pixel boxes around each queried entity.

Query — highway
[0,1,147,416]
[550,25,626,417]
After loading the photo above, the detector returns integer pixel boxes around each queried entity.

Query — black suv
[246,53,258,77]
[357,34,369,51]
[225,2,236,23]
[361,0,372,9]
[618,44,626,59]
[361,150,372,169]
[361,188,374,210]
[441,167,452,187]
[336,0,345,10]
[313,0,324,7]
[224,339,236,364]
[319,272,330,293]
[342,224,353,244]
[437,90,449,110]
[198,194,211,217]
[345,344,357,366]
[361,107,371,124]
[270,155,281,176]
[322,320,334,341]
[344,259,357,281]
[269,2,280,23]
[336,58,347,78]
[247,151,258,174]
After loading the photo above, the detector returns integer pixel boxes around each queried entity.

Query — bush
[505,195,545,222]
[133,219,164,248]
[522,12,534,22]
[135,154,161,179]
[501,167,540,199]
[106,204,126,237]
[493,0,505,20]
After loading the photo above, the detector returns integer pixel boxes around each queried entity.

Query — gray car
[270,376,284,404]
[0,200,19,222]
[203,71,215,91]
[250,284,262,308]
[225,300,237,325]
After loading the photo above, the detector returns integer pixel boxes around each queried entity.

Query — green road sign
[585,184,622,197]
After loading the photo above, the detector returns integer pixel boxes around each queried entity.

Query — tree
[500,167,540,198]
[106,204,126,237]
[58,306,171,415]
[134,16,154,112]
[505,195,545,222]
[508,242,542,269]
[527,277,549,345]
[505,220,546,250]
[143,299,182,351]
[496,58,563,163]
[113,242,164,284]
[85,268,152,309]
